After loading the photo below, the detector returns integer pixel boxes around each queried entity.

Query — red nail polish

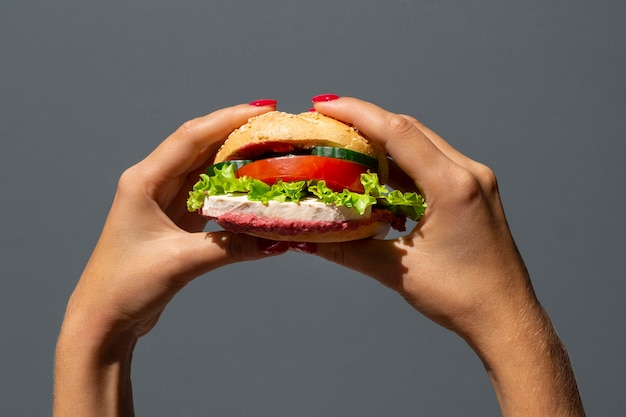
[258,239,289,255]
[249,99,277,107]
[290,241,318,255]
[308,107,317,112]
[311,94,340,103]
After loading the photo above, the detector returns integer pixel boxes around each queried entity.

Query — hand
[54,102,288,416]
[65,102,289,337]
[311,97,531,337]
[310,96,585,416]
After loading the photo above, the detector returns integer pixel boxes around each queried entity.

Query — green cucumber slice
[310,146,378,171]
[205,160,252,176]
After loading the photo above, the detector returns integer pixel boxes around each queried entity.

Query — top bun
[214,111,388,179]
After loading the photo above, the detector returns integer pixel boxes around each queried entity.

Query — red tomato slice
[235,155,368,193]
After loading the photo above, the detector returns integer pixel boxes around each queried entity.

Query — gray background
[1,1,624,415]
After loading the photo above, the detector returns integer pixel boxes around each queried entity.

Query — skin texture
[53,98,585,417]
[310,98,586,416]
[53,102,289,416]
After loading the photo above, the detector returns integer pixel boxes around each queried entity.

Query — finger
[166,187,208,232]
[401,115,485,175]
[313,97,453,198]
[313,238,409,292]
[136,103,276,209]
[162,165,210,232]
[165,232,288,284]
[403,115,499,193]
[386,157,420,193]
[144,103,274,182]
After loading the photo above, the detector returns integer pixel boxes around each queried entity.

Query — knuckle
[176,117,200,136]
[398,114,421,125]
[473,162,499,195]
[446,163,500,206]
[449,166,484,204]
[384,113,417,138]
[116,164,144,196]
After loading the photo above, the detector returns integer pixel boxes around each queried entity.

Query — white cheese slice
[201,195,370,222]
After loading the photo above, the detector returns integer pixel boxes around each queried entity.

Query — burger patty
[212,208,406,236]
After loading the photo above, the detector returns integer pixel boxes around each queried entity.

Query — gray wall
[1,1,624,415]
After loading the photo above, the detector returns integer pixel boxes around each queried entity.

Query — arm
[477,304,583,416]
[310,96,585,417]
[53,102,288,417]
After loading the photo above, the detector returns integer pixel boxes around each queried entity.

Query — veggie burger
[187,111,426,242]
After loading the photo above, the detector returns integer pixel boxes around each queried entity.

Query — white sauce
[201,195,370,222]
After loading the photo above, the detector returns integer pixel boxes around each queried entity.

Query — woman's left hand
[63,102,286,340]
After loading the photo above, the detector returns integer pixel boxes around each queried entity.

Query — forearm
[53,316,137,417]
[473,303,585,417]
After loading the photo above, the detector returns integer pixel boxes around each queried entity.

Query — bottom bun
[216,217,390,242]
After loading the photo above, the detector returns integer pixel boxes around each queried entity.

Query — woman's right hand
[309,96,585,417]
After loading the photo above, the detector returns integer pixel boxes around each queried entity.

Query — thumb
[169,231,289,281]
[313,239,408,291]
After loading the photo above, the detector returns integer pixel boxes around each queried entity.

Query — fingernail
[290,241,318,255]
[311,94,340,103]
[249,99,278,107]
[258,239,289,255]
[308,107,317,112]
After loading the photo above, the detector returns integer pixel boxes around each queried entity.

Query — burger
[187,111,426,242]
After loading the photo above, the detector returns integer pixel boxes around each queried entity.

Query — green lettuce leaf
[360,173,427,220]
[187,164,427,221]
